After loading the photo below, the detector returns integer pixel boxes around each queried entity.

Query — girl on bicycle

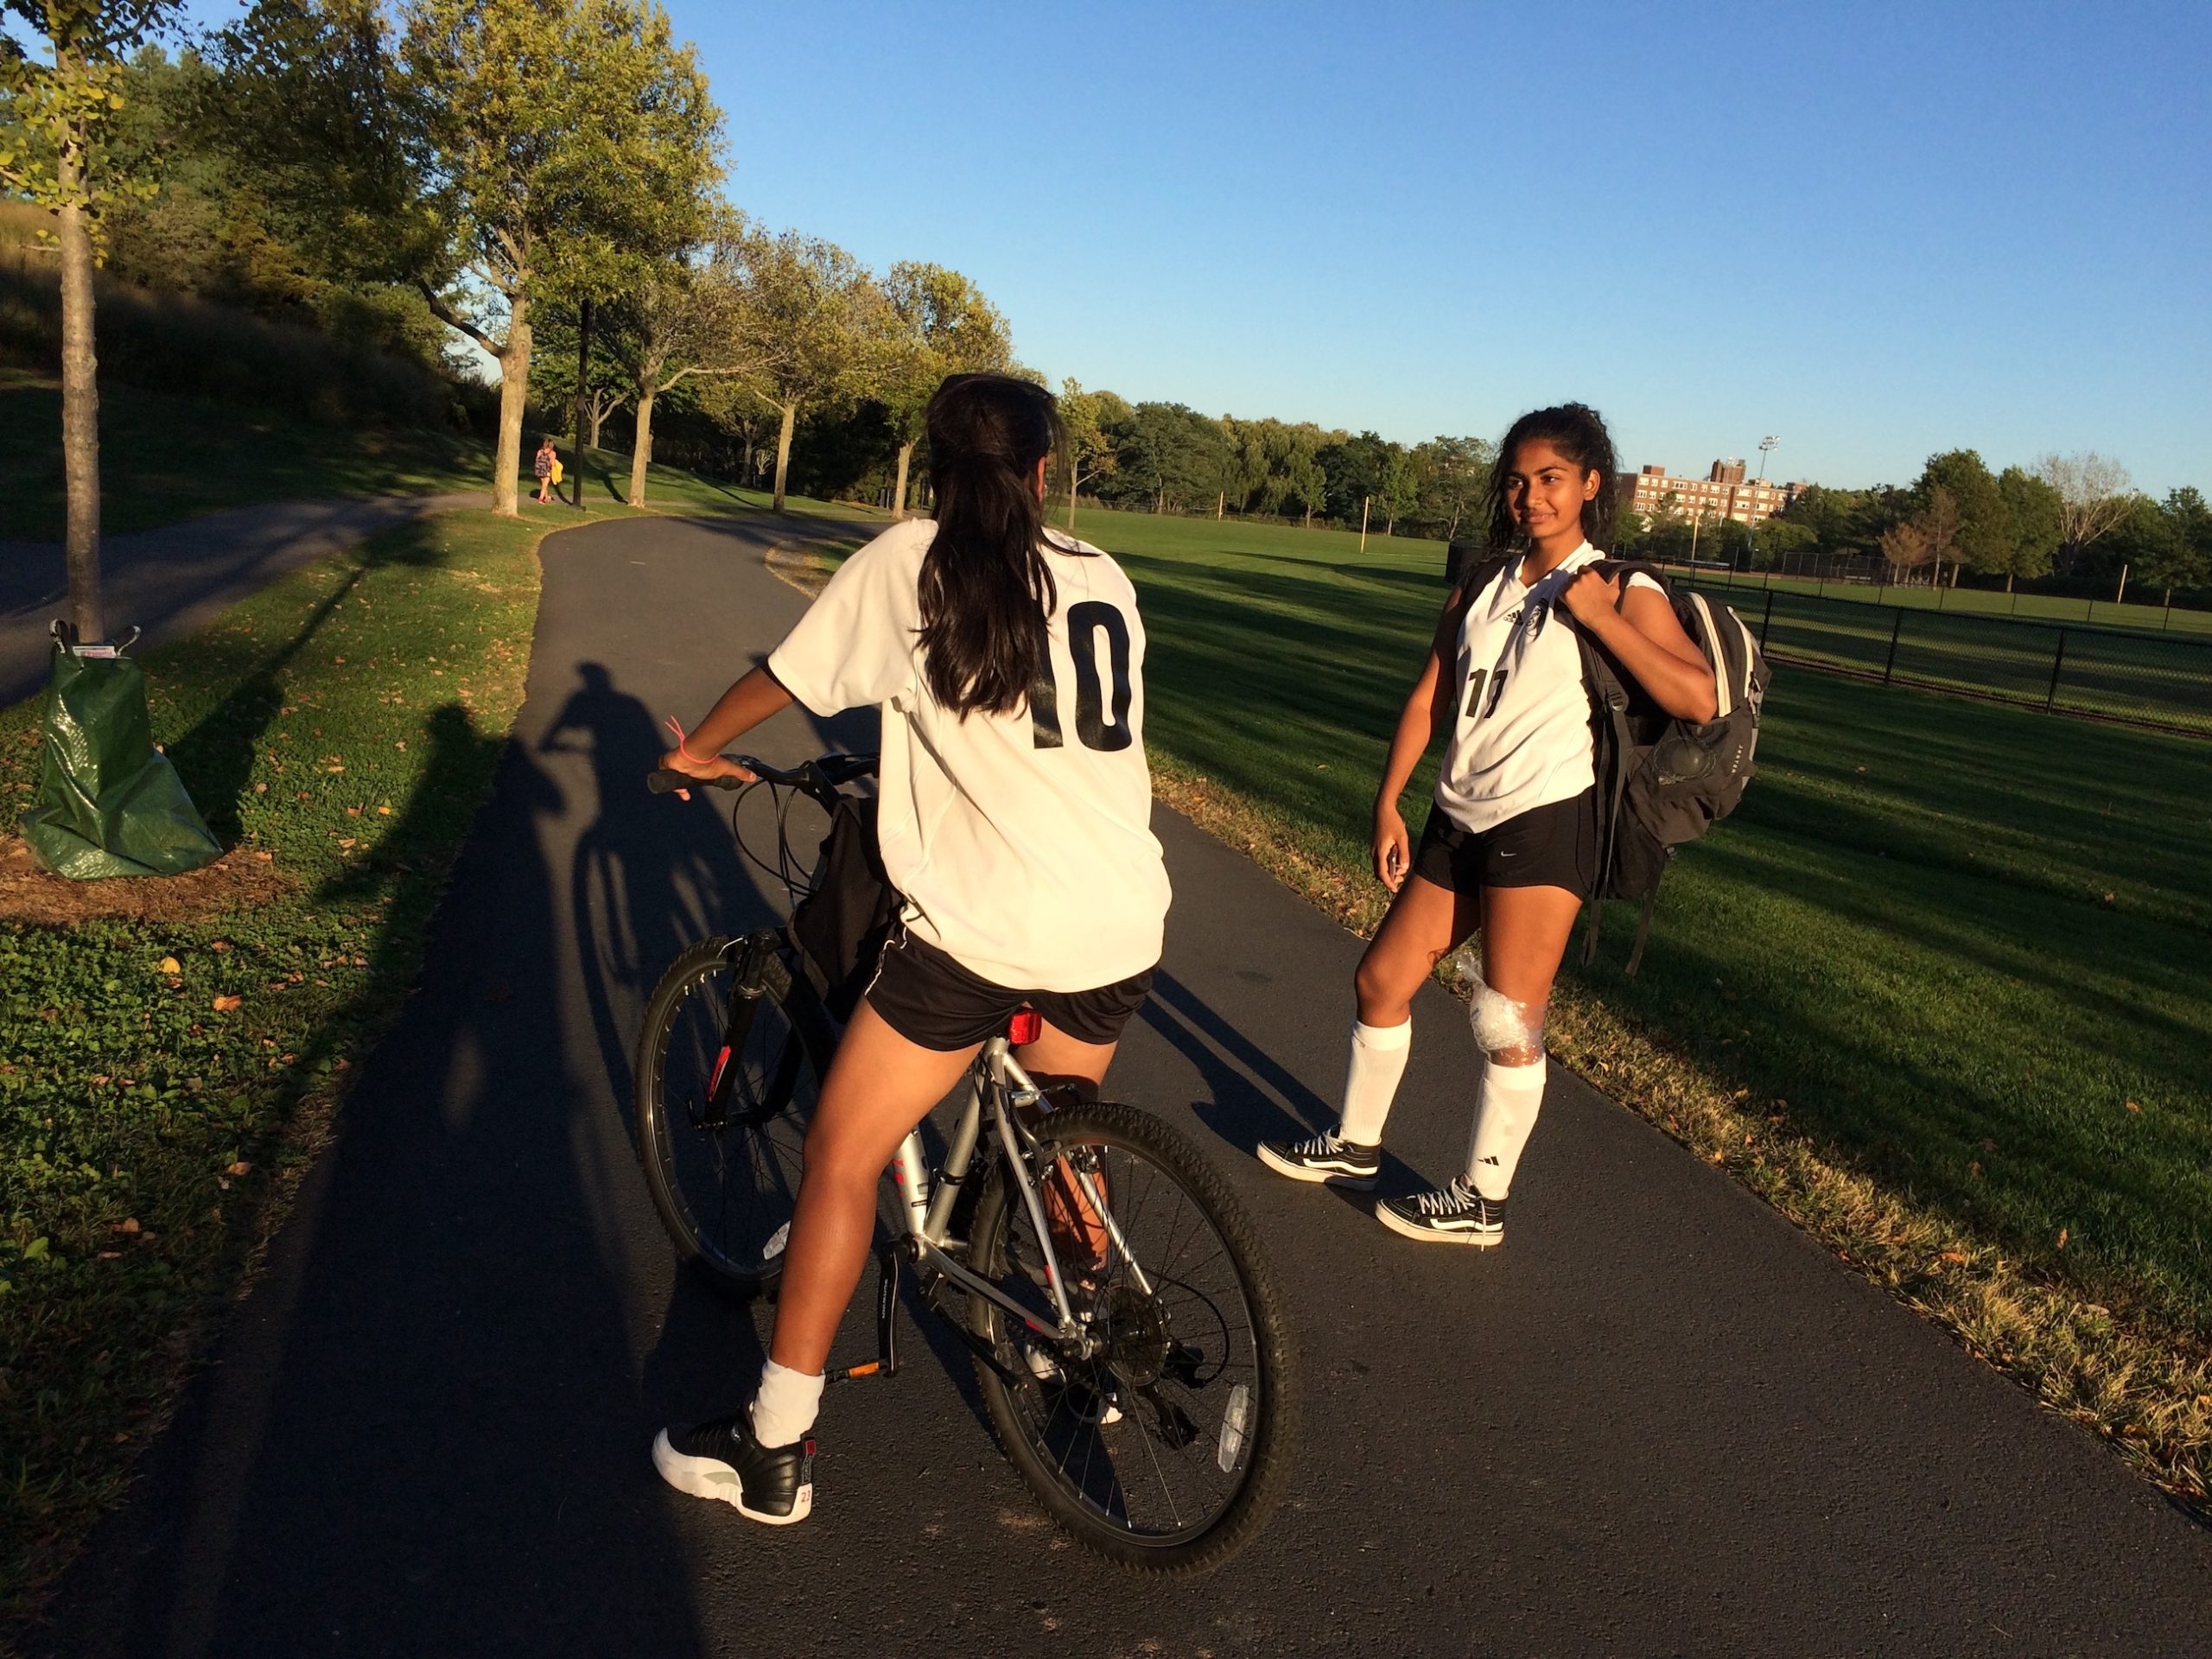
[650,373,1171,1525]
[1258,404,1715,1246]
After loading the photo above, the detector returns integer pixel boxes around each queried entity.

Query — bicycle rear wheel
[965,1102,1294,1573]
[632,936,819,1300]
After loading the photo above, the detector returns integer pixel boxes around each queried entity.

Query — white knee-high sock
[749,1357,824,1448]
[1337,1018,1411,1146]
[1465,1056,1547,1200]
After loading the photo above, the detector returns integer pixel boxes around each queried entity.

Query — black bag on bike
[785,794,901,1021]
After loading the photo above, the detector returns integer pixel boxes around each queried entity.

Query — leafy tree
[1058,378,1122,531]
[2158,486,2212,596]
[1408,435,1490,541]
[2101,494,2180,596]
[879,260,1009,518]
[393,0,721,515]
[726,226,889,512]
[1916,449,2012,575]
[1,0,188,638]
[1376,447,1418,536]
[1995,465,2063,586]
[601,231,753,506]
[1109,401,1229,514]
[1317,429,1393,524]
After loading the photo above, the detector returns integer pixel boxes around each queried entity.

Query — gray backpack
[1448,554,1770,974]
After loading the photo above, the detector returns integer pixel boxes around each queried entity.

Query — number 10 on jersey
[1032,601,1134,752]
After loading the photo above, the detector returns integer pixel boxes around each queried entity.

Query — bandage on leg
[1338,1017,1412,1146]
[1467,977,1547,1060]
[1464,1054,1547,1201]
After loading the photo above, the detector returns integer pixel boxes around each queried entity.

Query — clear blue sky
[172,1,2208,493]
[667,0,2207,494]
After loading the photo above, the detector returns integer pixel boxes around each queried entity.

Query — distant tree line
[1627,448,2210,601]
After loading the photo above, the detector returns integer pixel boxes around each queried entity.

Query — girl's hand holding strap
[1559,568,1719,724]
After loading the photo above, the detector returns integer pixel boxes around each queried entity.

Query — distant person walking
[534,435,559,505]
[1258,404,1717,1246]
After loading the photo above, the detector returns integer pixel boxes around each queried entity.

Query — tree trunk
[893,441,912,520]
[57,125,104,641]
[492,292,531,518]
[772,401,797,513]
[627,383,657,508]
[1066,469,1079,531]
[588,396,607,451]
[567,296,592,509]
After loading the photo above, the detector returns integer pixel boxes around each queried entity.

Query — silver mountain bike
[633,752,1294,1573]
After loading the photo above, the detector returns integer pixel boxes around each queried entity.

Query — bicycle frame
[888,1038,1131,1359]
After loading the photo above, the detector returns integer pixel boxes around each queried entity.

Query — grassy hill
[1,368,880,542]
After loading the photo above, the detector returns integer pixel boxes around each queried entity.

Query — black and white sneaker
[1377,1179,1505,1247]
[1256,1130,1381,1189]
[652,1410,815,1525]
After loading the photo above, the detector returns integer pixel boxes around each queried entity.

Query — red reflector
[707,1046,731,1096]
[1007,1008,1043,1046]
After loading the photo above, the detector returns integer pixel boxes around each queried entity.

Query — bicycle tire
[965,1102,1295,1573]
[632,935,819,1301]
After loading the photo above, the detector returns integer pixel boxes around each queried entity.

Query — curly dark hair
[1479,403,1619,551]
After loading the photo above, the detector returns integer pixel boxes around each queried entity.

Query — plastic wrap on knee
[1468,978,1545,1056]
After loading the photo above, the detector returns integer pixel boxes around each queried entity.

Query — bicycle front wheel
[966,1102,1295,1573]
[632,936,819,1300]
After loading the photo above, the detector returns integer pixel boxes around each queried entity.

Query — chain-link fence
[1707,581,2212,736]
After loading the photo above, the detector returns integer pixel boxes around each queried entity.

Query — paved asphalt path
[0,493,486,708]
[40,516,2212,1657]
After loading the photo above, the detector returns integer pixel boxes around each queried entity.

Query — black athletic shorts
[863,928,1156,1052]
[1412,788,1599,899]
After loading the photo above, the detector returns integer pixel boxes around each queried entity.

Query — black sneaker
[1256,1129,1381,1189]
[652,1410,815,1525]
[1377,1179,1505,1247]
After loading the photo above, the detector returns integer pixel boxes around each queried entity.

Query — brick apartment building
[1620,459,1803,527]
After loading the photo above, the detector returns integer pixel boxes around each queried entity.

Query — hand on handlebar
[653,715,756,801]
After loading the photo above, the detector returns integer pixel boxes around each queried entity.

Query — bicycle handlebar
[647,751,878,798]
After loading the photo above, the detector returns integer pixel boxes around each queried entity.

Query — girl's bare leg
[1353,873,1483,1027]
[767,1002,978,1373]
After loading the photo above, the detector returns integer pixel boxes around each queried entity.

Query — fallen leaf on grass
[2126,1100,2141,1114]
[156,957,181,975]
[212,995,243,1013]
[225,1161,252,1177]
[1968,1160,1983,1179]
[116,1217,139,1234]
[377,804,392,816]
[2056,1228,2069,1249]
[1939,1250,1971,1265]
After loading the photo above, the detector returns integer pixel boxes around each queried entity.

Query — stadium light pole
[1745,435,1779,571]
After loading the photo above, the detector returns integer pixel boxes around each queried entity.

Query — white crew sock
[748,1357,824,1448]
[1464,1055,1547,1200]
[1337,1018,1412,1146]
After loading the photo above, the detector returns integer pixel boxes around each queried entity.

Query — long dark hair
[917,372,1065,717]
[1480,403,1619,551]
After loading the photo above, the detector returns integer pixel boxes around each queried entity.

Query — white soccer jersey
[1433,543,1663,834]
[767,517,1170,993]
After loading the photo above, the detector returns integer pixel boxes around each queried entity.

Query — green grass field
[0,370,880,541]
[1063,505,2212,1343]
[1657,560,2212,639]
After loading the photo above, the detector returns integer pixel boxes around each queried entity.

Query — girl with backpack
[1258,404,1716,1245]
[648,373,1171,1524]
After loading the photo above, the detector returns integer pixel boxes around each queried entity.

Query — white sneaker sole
[1376,1204,1503,1248]
[652,1430,813,1526]
[1256,1142,1379,1190]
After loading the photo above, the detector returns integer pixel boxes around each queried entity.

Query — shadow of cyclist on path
[539,660,756,1127]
